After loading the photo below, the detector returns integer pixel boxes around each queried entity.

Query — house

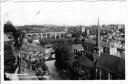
[100,42,110,54]
[83,38,97,54]
[72,44,84,57]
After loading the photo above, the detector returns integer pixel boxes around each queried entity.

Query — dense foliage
[54,41,73,70]
[4,22,24,75]
[4,41,17,73]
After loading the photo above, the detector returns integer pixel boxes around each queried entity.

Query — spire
[97,17,101,57]
[98,17,100,29]
[97,17,100,47]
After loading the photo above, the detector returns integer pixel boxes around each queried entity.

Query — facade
[82,38,99,62]
[100,42,110,54]
[71,44,84,62]
[83,38,97,54]
[83,37,125,59]
[72,44,84,55]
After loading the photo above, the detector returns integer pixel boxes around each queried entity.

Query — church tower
[96,18,101,57]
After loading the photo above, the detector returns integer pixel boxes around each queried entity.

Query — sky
[2,2,128,26]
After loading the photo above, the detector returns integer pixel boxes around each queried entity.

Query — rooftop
[85,38,97,45]
[96,53,125,77]
[76,55,94,69]
[100,42,110,47]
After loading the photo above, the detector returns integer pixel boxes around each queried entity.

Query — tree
[4,22,24,80]
[4,21,24,50]
[4,41,17,73]
[4,21,17,34]
[55,41,72,70]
